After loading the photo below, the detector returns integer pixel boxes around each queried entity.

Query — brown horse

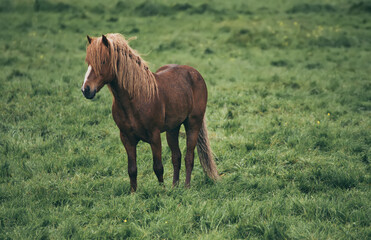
[81,33,219,192]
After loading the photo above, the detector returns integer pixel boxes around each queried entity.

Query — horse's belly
[162,114,187,131]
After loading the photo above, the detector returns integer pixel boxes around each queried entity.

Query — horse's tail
[197,117,220,181]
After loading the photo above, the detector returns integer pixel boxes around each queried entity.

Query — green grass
[1,0,370,239]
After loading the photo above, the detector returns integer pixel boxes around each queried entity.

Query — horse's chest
[111,104,150,141]
[112,108,135,131]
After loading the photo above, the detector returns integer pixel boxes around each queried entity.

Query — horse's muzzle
[81,85,96,99]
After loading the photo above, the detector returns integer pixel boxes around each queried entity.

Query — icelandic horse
[81,33,219,192]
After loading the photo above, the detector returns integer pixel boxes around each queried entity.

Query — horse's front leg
[150,130,164,185]
[120,132,138,192]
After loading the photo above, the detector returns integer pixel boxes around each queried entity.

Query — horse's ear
[102,35,109,48]
[87,35,92,44]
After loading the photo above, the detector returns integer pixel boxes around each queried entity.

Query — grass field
[1,0,370,239]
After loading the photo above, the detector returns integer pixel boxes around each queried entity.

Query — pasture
[0,0,370,239]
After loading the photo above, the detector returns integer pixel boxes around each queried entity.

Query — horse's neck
[108,80,136,117]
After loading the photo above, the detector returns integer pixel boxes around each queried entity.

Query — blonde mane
[87,33,157,100]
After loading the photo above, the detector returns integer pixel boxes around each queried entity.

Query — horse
[81,33,219,192]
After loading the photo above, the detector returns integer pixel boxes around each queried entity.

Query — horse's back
[155,64,207,96]
[154,65,208,130]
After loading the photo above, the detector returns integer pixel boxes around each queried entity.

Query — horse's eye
[102,60,106,65]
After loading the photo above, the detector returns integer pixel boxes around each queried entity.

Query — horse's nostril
[82,86,90,96]
[82,85,96,99]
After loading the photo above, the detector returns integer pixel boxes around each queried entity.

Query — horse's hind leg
[166,126,181,186]
[184,117,203,187]
[150,130,164,185]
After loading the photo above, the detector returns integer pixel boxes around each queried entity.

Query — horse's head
[81,35,114,99]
